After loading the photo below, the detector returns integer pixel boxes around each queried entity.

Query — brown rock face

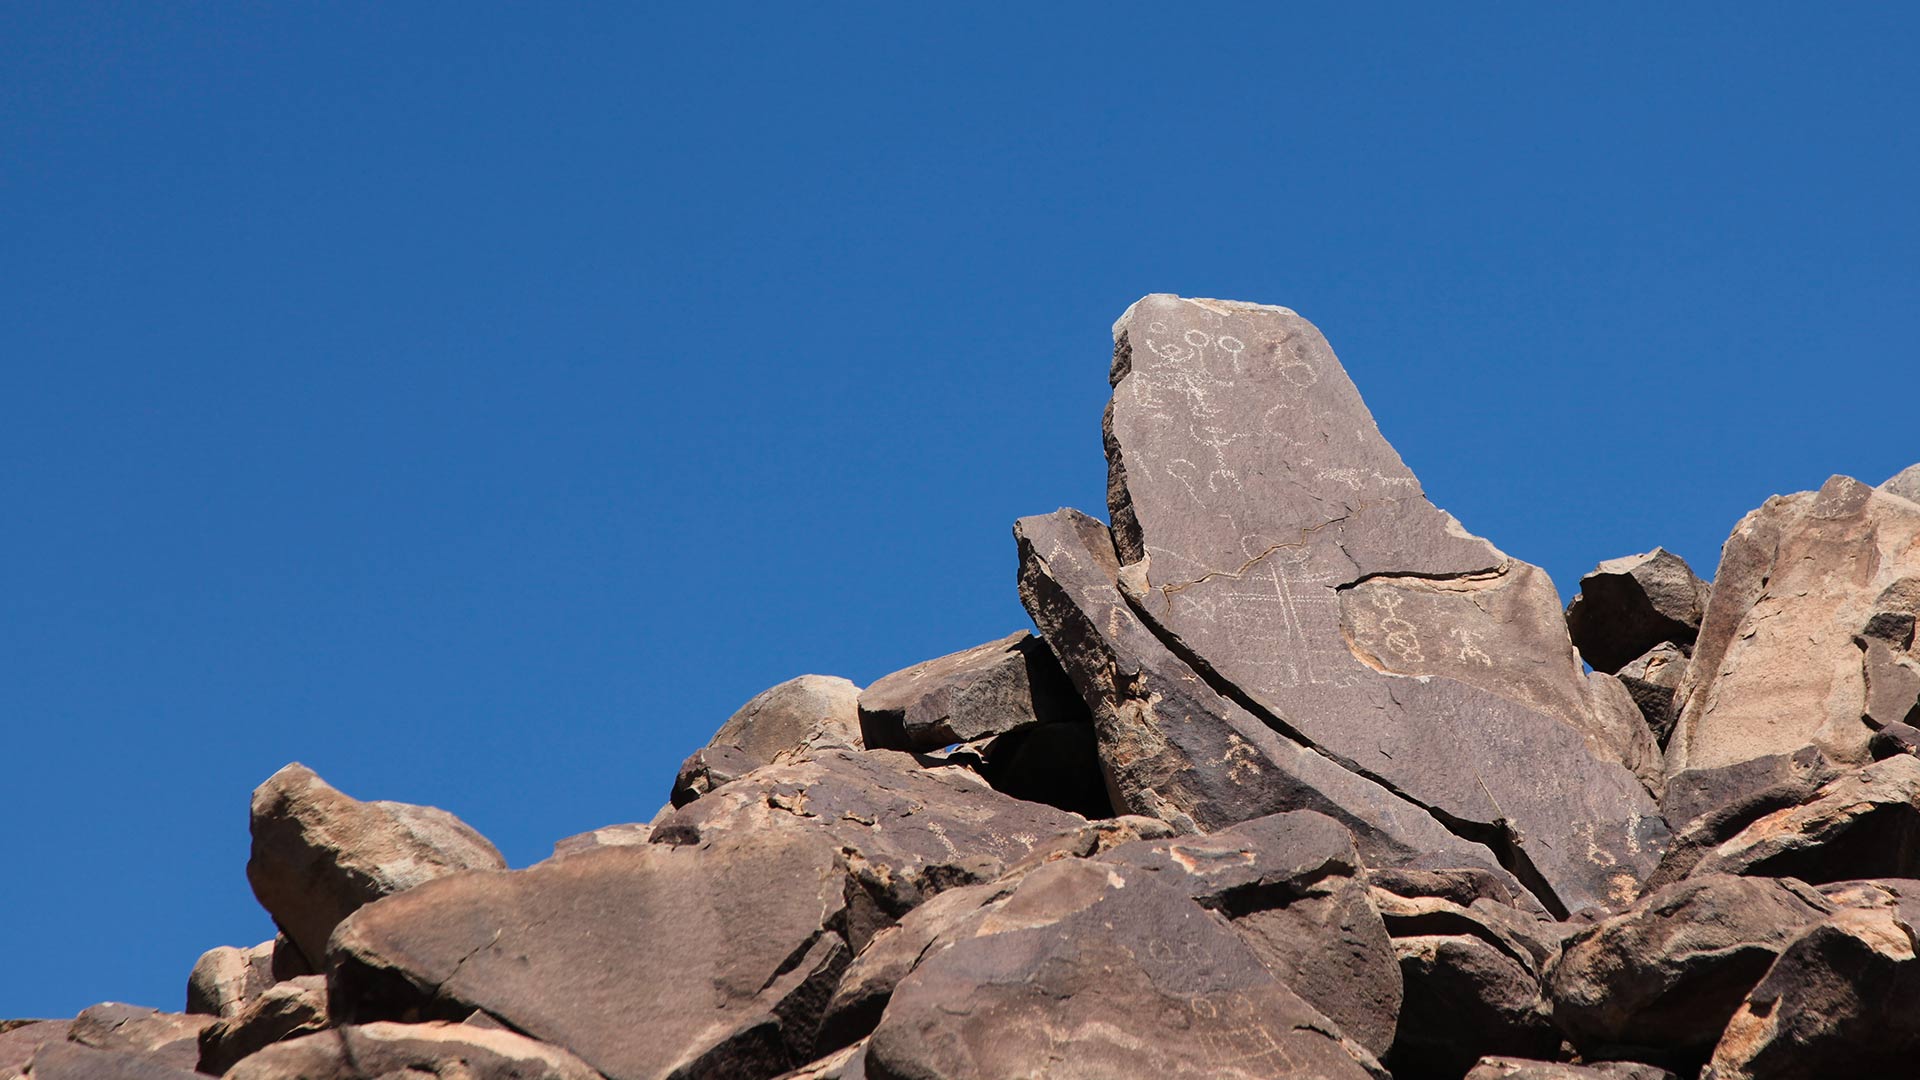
[330,831,851,1080]
[862,857,1384,1080]
[197,975,329,1074]
[1618,643,1689,748]
[20,1042,205,1080]
[856,631,1084,752]
[64,1004,210,1072]
[1467,1060,1679,1080]
[1545,875,1833,1064]
[1686,754,1920,884]
[671,674,863,807]
[247,763,507,967]
[1015,508,1529,899]
[225,1021,607,1080]
[1565,549,1711,675]
[1668,475,1920,802]
[1099,295,1665,914]
[184,941,276,1019]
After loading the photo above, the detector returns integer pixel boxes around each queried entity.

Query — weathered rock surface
[672,674,863,807]
[1016,507,1529,895]
[1467,1060,1678,1080]
[1644,747,1844,891]
[225,1021,607,1080]
[64,1004,209,1072]
[197,975,328,1074]
[1565,549,1711,675]
[857,631,1084,752]
[1705,885,1920,1079]
[862,857,1385,1080]
[0,1022,66,1080]
[1686,753,1920,884]
[1881,462,1920,504]
[1101,295,1666,914]
[248,763,507,967]
[1545,875,1832,1064]
[1618,643,1688,748]
[777,1042,868,1080]
[19,1042,204,1080]
[1668,475,1920,805]
[330,831,850,1080]
[184,940,276,1019]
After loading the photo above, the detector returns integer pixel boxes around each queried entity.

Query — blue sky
[3,5,1916,1017]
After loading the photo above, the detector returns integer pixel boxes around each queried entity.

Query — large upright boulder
[1667,475,1920,803]
[671,675,863,807]
[1095,295,1665,913]
[248,764,506,967]
[1564,549,1711,675]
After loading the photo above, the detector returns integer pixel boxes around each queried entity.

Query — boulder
[330,829,851,1080]
[0,1023,66,1080]
[651,749,1089,950]
[1099,295,1665,914]
[1095,812,1401,1057]
[225,1021,606,1080]
[1860,635,1920,730]
[184,940,276,1018]
[671,675,863,807]
[63,1005,209,1072]
[776,1042,867,1080]
[1881,462,1920,504]
[1545,875,1832,1065]
[1564,549,1711,675]
[19,1042,203,1080]
[1467,1060,1678,1080]
[1667,476,1920,808]
[1705,887,1920,1079]
[1644,747,1844,891]
[1870,721,1920,759]
[1687,754,1920,884]
[1617,643,1688,748]
[856,631,1084,752]
[1015,508,1530,897]
[197,975,328,1074]
[248,763,507,967]
[862,857,1385,1080]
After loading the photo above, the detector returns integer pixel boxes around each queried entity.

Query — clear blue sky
[4,5,1916,1018]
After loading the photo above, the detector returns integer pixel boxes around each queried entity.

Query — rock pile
[9,295,1920,1080]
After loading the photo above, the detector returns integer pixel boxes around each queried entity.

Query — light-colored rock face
[246,763,507,967]
[1669,476,1920,780]
[183,941,274,1018]
[224,1021,607,1080]
[1099,294,1664,914]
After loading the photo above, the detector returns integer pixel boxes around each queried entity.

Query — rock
[0,1022,66,1079]
[1565,549,1711,675]
[1687,754,1920,884]
[1644,747,1844,891]
[651,749,1089,950]
[1870,721,1920,759]
[1859,635,1920,730]
[776,1042,867,1080]
[225,1021,606,1080]
[20,1042,204,1080]
[856,631,1084,752]
[1586,669,1666,797]
[1668,476,1920,804]
[1100,295,1666,914]
[1467,1060,1678,1080]
[1617,643,1688,748]
[862,857,1385,1080]
[1095,811,1401,1057]
[1366,866,1527,910]
[184,940,276,1018]
[65,1005,210,1072]
[1881,462,1920,504]
[247,763,507,967]
[1705,891,1920,1079]
[671,675,863,807]
[1015,507,1530,896]
[971,719,1113,818]
[197,975,328,1074]
[330,827,854,1080]
[1545,875,1833,1065]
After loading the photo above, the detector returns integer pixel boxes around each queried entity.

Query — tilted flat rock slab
[858,631,1084,752]
[1102,295,1666,912]
[1015,508,1527,897]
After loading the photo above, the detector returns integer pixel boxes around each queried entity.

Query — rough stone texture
[1102,295,1665,915]
[1545,875,1833,1064]
[20,1042,204,1080]
[184,940,276,1018]
[818,883,1006,1053]
[64,1004,210,1073]
[1870,720,1920,759]
[672,675,863,807]
[857,631,1084,752]
[1687,754,1920,884]
[330,831,851,1080]
[862,857,1384,1080]
[1467,1060,1678,1080]
[776,1042,868,1080]
[248,762,507,967]
[651,749,1088,951]
[0,1022,66,1080]
[1015,508,1530,897]
[1644,748,1845,891]
[1705,889,1920,1079]
[1386,932,1559,1080]
[225,1021,607,1080]
[1668,475,1920,802]
[1618,642,1689,748]
[1094,812,1400,1056]
[1860,635,1920,730]
[1565,549,1711,675]
[197,975,328,1074]
[1881,462,1920,504]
